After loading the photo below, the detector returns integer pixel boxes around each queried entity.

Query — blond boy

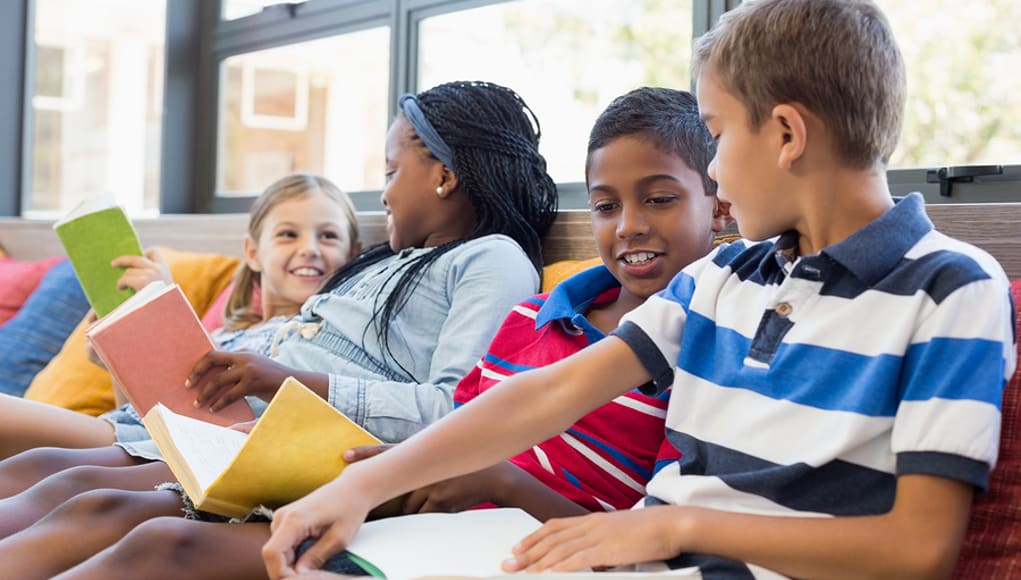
[265,1,1017,578]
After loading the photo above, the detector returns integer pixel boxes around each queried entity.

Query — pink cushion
[0,256,63,327]
[954,279,1021,578]
[199,281,262,332]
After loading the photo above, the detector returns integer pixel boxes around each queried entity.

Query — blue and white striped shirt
[613,193,1017,579]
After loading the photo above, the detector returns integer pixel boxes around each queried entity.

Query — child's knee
[0,447,78,480]
[45,488,138,522]
[35,464,112,499]
[110,517,200,563]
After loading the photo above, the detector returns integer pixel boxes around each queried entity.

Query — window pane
[419,0,693,184]
[28,0,165,216]
[222,0,308,21]
[878,0,1021,168]
[218,27,390,196]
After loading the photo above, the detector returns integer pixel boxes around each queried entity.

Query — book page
[346,509,543,578]
[157,408,248,491]
[347,508,702,579]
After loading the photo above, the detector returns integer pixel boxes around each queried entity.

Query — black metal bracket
[925,164,1004,197]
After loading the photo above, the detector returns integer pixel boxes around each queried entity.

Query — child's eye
[320,231,340,241]
[276,230,297,238]
[590,201,619,213]
[384,169,396,182]
[647,195,678,206]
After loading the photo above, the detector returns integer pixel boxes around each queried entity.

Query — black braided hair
[586,87,717,197]
[318,81,558,379]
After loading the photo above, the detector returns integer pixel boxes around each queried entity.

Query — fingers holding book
[187,351,293,411]
[264,475,376,579]
[112,247,173,292]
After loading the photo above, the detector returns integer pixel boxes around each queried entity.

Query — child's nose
[617,205,650,239]
[298,235,321,256]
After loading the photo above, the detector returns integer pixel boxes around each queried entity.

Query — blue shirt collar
[765,192,932,285]
[534,265,620,329]
[821,192,932,284]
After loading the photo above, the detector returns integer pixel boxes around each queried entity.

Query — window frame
[3,0,1016,218]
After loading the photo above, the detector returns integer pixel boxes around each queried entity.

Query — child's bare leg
[0,457,172,539]
[0,489,183,578]
[0,446,137,498]
[0,394,115,460]
[59,518,273,580]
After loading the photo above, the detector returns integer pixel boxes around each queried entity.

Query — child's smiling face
[587,135,722,304]
[245,192,355,318]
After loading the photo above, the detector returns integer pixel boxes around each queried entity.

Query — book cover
[143,376,396,518]
[53,201,144,318]
[87,281,254,426]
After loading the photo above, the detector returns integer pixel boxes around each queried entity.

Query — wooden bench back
[1,204,1019,279]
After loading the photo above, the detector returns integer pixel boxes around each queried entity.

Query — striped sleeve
[893,276,1017,490]
[611,270,697,396]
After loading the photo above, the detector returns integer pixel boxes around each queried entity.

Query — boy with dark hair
[266,1,1017,578]
[349,87,728,520]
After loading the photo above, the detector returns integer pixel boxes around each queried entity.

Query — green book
[53,201,144,318]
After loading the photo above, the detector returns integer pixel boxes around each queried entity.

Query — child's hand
[264,470,377,578]
[343,444,395,463]
[112,247,173,291]
[187,351,293,412]
[400,463,512,514]
[82,311,109,370]
[502,506,687,572]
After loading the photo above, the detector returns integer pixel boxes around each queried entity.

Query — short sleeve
[893,277,1017,490]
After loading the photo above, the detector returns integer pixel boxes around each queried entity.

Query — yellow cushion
[24,248,241,416]
[541,256,603,293]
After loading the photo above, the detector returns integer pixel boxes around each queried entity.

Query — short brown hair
[694,0,906,168]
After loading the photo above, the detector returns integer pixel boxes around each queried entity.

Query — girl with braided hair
[0,81,558,578]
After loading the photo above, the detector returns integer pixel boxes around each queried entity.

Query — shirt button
[776,302,793,317]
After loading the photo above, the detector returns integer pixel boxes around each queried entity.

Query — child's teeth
[625,252,655,264]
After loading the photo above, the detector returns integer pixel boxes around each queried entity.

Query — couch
[1,204,1020,576]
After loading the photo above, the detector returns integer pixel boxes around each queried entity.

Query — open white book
[144,377,391,518]
[344,508,701,579]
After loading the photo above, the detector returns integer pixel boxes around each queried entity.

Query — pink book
[87,282,255,426]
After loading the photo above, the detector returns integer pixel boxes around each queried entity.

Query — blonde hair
[222,174,359,331]
[693,0,906,168]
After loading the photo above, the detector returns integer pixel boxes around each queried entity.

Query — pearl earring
[435,186,444,196]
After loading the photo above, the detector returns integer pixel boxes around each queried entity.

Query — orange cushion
[541,257,604,293]
[24,248,241,416]
[954,278,1021,578]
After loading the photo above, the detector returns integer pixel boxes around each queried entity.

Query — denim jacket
[273,234,539,442]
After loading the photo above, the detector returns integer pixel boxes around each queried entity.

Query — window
[222,0,309,21]
[26,0,166,216]
[217,26,390,197]
[877,0,1021,169]
[418,0,694,185]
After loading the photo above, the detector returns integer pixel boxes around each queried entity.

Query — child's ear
[771,104,807,170]
[436,164,459,198]
[242,234,263,273]
[349,240,363,259]
[711,198,733,232]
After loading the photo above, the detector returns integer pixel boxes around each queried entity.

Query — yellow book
[144,376,384,518]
